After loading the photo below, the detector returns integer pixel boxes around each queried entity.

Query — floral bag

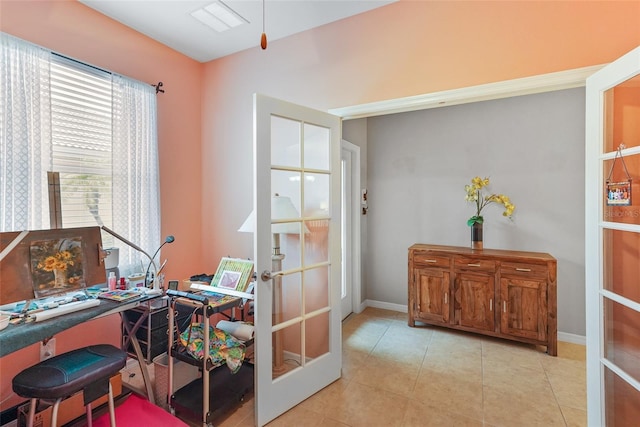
[179,323,246,373]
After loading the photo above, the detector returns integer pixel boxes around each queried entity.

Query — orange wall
[0,0,203,410]
[201,0,640,264]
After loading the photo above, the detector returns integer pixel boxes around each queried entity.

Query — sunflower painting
[30,237,86,297]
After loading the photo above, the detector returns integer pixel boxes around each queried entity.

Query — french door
[253,94,342,426]
[585,46,640,426]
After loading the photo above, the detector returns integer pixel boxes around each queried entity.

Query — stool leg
[26,398,37,427]
[86,402,93,427]
[108,381,116,427]
[51,398,62,427]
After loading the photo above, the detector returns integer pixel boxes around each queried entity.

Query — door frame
[341,139,362,318]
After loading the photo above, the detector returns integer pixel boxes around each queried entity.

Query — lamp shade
[238,194,309,234]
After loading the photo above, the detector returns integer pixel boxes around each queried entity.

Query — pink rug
[89,394,188,427]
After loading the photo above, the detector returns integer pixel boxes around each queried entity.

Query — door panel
[415,268,449,323]
[456,272,494,332]
[500,277,547,341]
[254,94,342,426]
[586,45,640,426]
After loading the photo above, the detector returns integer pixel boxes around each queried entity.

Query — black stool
[12,344,127,427]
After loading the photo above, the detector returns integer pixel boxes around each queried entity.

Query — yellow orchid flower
[466,177,515,226]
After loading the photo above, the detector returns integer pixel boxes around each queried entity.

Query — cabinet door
[415,268,450,324]
[455,272,495,332]
[500,276,547,341]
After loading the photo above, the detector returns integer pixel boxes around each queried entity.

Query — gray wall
[350,88,586,336]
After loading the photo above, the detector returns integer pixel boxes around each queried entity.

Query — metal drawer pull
[467,263,481,267]
[444,293,448,304]
[516,268,531,272]
[490,299,493,311]
[503,301,506,312]
[425,259,437,263]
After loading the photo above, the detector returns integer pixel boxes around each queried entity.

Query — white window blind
[50,55,113,229]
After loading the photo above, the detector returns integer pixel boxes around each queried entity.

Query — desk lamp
[238,194,309,374]
[101,226,169,294]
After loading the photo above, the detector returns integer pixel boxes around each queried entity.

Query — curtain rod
[51,52,165,95]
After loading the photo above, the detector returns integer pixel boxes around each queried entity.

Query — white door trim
[330,64,605,119]
[341,139,361,316]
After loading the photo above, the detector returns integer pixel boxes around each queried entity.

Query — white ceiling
[79,0,397,63]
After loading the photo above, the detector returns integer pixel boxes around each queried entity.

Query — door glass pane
[603,228,640,303]
[272,170,301,212]
[277,272,301,325]
[603,75,640,153]
[303,172,330,217]
[604,365,640,426]
[305,312,329,359]
[271,116,300,168]
[304,265,329,314]
[273,322,302,380]
[603,297,640,382]
[603,154,640,225]
[303,123,330,170]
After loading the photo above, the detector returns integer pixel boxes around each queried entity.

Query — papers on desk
[98,289,142,302]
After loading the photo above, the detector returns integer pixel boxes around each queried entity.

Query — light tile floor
[195,307,587,427]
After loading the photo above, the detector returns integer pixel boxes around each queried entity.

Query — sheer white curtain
[0,33,161,277]
[112,75,161,276]
[0,33,52,231]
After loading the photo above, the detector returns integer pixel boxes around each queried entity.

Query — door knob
[261,270,284,281]
[261,270,272,281]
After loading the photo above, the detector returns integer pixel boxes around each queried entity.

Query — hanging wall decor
[606,144,632,206]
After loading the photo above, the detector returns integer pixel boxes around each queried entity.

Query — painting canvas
[30,237,86,298]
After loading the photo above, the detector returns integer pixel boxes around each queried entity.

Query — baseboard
[361,300,586,345]
[558,331,586,346]
[363,299,407,313]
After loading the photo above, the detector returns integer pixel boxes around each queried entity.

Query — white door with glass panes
[585,45,640,426]
[253,94,342,426]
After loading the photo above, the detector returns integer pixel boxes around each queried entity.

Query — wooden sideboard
[408,244,557,356]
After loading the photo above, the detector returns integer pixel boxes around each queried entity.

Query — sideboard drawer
[454,256,496,272]
[412,252,450,268]
[500,262,548,277]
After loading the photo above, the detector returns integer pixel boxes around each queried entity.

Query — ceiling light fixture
[261,0,267,49]
[191,1,247,33]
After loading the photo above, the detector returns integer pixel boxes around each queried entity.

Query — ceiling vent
[190,1,248,33]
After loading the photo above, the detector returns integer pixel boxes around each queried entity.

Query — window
[51,56,114,230]
[1,33,160,275]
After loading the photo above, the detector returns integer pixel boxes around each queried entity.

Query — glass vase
[471,222,483,250]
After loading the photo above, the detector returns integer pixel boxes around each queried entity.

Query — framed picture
[211,257,254,293]
[218,270,242,290]
[606,181,632,206]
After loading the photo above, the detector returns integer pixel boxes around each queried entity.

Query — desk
[0,295,161,404]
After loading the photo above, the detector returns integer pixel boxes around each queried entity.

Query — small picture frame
[218,270,242,290]
[210,257,254,293]
[606,181,632,206]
